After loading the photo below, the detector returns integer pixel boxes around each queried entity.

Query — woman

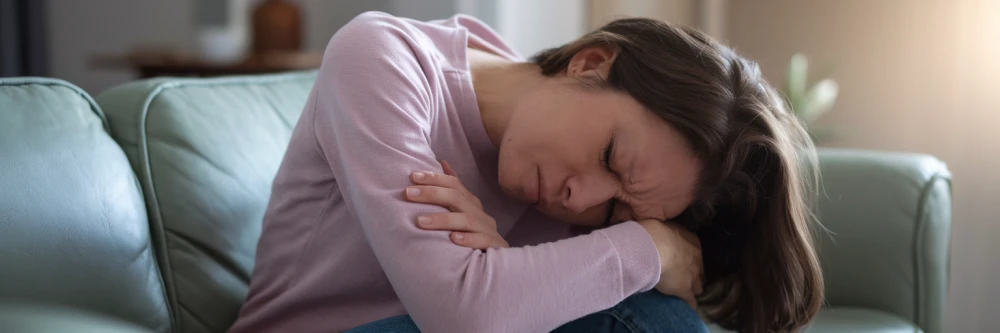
[230,11,822,333]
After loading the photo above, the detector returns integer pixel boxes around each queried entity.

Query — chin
[495,167,517,197]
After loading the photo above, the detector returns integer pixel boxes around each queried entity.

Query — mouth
[523,167,542,206]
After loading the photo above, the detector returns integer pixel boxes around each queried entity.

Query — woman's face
[496,73,701,226]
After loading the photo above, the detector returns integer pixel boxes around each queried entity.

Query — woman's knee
[615,291,708,333]
[344,315,420,333]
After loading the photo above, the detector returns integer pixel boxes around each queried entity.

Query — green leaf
[786,53,809,114]
[800,79,839,124]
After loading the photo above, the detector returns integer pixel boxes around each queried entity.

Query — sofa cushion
[707,307,922,333]
[805,307,923,333]
[815,149,951,333]
[0,78,170,332]
[0,303,155,333]
[96,72,317,333]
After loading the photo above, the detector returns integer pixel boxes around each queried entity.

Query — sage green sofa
[0,75,951,333]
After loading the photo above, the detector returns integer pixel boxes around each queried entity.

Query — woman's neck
[467,48,543,149]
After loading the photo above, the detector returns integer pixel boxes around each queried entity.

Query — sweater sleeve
[313,12,661,332]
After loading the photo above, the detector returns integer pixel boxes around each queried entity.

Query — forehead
[618,110,700,220]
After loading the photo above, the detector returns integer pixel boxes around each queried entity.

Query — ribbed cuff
[597,221,661,295]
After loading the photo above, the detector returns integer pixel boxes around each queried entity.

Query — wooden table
[92,51,323,78]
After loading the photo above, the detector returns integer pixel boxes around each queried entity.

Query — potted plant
[784,53,839,142]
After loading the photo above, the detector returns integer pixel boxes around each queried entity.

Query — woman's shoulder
[324,11,457,64]
[318,12,439,94]
[337,11,411,39]
[325,11,416,57]
[314,12,450,127]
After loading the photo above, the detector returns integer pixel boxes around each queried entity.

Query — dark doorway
[0,0,48,77]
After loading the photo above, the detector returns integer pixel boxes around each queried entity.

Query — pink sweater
[230,12,661,333]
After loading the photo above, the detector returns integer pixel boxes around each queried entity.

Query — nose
[561,175,617,215]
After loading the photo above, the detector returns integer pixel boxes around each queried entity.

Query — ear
[565,45,618,80]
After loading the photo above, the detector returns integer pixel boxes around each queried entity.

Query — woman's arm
[314,12,661,332]
[410,166,704,308]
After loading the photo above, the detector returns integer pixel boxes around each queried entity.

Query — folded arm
[314,12,661,332]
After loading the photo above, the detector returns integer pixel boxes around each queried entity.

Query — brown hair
[533,18,824,332]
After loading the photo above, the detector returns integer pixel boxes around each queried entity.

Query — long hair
[533,18,824,332]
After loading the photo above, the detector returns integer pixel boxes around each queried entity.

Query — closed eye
[601,132,617,172]
[602,132,618,225]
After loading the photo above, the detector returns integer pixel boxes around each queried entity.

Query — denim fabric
[344,314,421,332]
[345,291,709,333]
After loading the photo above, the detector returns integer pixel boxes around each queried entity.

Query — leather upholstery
[804,308,924,333]
[816,149,951,333]
[708,307,923,333]
[95,72,317,333]
[0,303,155,333]
[711,149,951,333]
[1,74,950,333]
[0,78,170,332]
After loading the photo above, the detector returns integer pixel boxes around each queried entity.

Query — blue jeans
[346,291,709,333]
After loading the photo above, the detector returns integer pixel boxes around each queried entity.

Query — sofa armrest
[815,149,951,333]
[0,303,154,333]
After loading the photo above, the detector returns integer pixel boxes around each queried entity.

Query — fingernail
[417,216,431,225]
[453,233,464,240]
[406,187,420,196]
[413,172,426,180]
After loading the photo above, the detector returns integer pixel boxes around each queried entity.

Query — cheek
[496,135,543,196]
[495,144,522,194]
[496,117,556,175]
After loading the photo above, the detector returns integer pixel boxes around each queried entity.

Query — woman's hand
[637,219,704,309]
[405,161,509,249]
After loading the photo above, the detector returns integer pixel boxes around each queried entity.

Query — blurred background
[1,0,997,331]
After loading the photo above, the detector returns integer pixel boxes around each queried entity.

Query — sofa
[0,75,951,333]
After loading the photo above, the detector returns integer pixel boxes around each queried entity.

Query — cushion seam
[0,78,110,130]
[134,72,317,332]
[137,84,182,332]
[911,172,950,332]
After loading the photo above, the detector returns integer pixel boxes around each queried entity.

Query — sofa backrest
[96,72,317,333]
[0,78,171,332]
[815,149,951,333]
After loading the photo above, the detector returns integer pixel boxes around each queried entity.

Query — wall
[46,0,394,93]
[727,1,1000,332]
[495,0,587,57]
[47,0,195,93]
[301,0,391,51]
[590,0,697,29]
[588,0,726,39]
[45,0,578,93]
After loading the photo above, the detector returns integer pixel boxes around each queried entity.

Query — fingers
[448,232,509,249]
[440,160,457,177]
[415,214,507,249]
[411,160,461,190]
[409,169,482,210]
[677,275,700,309]
[680,291,698,310]
[410,160,459,188]
[411,171,464,190]
[405,186,480,212]
[416,213,504,248]
[411,171,481,209]
[416,212,483,233]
